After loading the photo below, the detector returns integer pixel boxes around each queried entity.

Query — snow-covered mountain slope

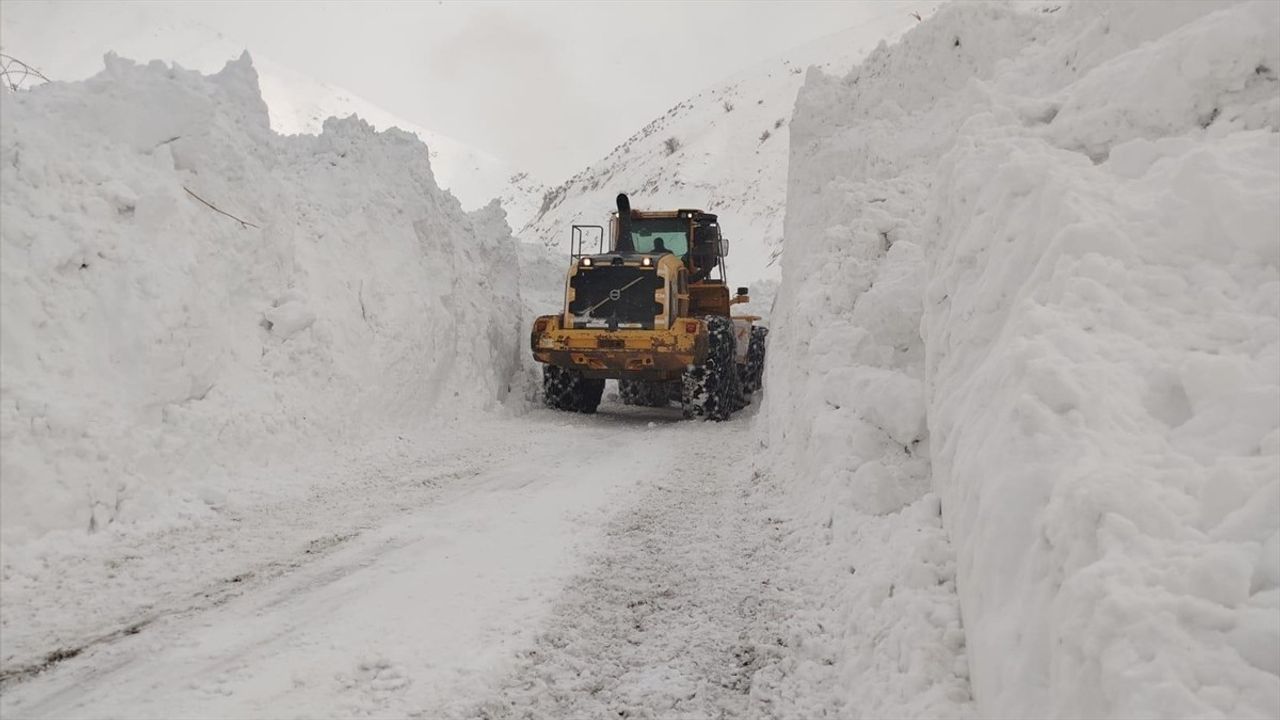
[521,4,942,286]
[0,55,525,547]
[250,59,546,231]
[0,5,546,226]
[765,0,1279,717]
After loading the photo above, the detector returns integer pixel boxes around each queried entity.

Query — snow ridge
[0,5,546,224]
[0,54,523,547]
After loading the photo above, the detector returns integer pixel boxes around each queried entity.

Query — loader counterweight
[531,315,707,380]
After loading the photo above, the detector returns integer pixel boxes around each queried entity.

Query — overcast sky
[3,1,917,179]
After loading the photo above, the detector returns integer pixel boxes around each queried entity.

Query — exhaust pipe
[615,193,635,253]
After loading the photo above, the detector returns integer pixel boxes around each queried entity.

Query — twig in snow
[0,53,51,90]
[183,186,260,229]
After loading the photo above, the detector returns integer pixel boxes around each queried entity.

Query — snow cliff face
[250,61,547,231]
[768,0,1279,717]
[0,6,546,226]
[521,6,942,287]
[0,55,524,546]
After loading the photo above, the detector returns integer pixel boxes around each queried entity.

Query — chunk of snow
[263,299,317,340]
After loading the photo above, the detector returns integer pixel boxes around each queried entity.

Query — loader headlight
[641,257,652,267]
[581,257,593,267]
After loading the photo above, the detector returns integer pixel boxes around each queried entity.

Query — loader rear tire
[543,365,605,414]
[681,316,738,421]
[727,349,748,412]
[741,326,768,394]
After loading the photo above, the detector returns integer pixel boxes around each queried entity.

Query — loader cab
[606,209,727,284]
[566,203,736,321]
[619,210,731,317]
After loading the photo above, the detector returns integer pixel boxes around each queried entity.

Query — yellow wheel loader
[531,193,767,420]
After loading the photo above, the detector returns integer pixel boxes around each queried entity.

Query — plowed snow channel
[0,400,972,719]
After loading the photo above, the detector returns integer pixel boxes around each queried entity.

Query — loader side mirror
[736,287,749,296]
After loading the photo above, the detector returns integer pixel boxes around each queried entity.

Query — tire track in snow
[0,413,616,692]
[0,408,687,719]
[0,443,484,686]
[471,422,798,720]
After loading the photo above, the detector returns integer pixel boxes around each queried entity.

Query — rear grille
[569,266,662,329]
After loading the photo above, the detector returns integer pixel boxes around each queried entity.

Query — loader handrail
[570,225,604,258]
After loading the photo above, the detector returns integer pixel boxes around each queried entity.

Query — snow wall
[0,54,525,547]
[765,1,1279,717]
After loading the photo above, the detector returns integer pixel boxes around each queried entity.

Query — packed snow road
[0,399,821,719]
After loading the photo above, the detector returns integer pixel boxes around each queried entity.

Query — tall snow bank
[768,0,1278,717]
[755,11,990,717]
[0,54,523,547]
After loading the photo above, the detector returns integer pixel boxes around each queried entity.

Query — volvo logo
[609,289,621,300]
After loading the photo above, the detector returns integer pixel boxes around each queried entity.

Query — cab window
[628,218,689,255]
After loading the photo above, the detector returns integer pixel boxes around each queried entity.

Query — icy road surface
[3,398,952,719]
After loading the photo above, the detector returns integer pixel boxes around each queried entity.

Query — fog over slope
[520,4,943,286]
